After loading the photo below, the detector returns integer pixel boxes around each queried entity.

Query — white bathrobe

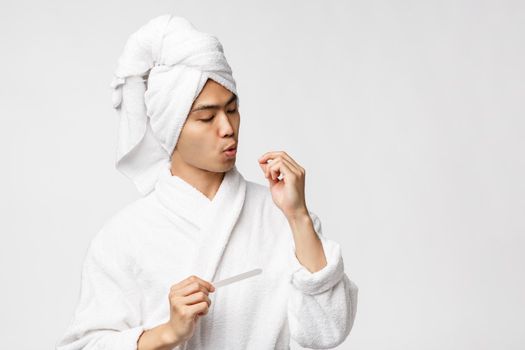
[56,163,359,349]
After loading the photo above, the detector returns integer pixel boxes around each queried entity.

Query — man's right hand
[164,275,216,345]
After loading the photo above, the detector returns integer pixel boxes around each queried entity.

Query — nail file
[212,268,262,289]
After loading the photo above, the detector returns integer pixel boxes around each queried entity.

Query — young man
[56,14,358,350]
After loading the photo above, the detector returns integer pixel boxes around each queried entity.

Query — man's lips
[223,143,237,151]
[224,147,237,157]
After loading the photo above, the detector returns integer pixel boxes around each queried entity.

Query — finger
[258,162,269,178]
[260,160,274,179]
[195,307,209,318]
[266,161,275,179]
[259,151,303,176]
[172,275,215,293]
[266,159,281,181]
[177,275,213,290]
[181,291,212,307]
[258,151,282,164]
[184,275,214,292]
[187,302,209,319]
[170,281,212,298]
[258,151,280,179]
[177,282,214,298]
[171,280,212,297]
[280,157,301,177]
[275,152,303,174]
[268,158,294,181]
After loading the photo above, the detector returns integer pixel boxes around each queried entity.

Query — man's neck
[170,165,225,201]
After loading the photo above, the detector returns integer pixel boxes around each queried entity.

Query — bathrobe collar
[153,162,247,283]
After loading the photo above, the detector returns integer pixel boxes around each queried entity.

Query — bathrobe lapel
[188,165,247,283]
[154,162,247,283]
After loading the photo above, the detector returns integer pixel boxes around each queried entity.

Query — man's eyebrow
[190,93,237,113]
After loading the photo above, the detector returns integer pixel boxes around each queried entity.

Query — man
[56,14,358,350]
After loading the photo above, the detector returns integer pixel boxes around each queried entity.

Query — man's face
[171,78,240,173]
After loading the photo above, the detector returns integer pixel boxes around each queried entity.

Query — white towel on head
[109,14,240,196]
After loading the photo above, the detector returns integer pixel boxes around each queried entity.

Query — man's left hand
[258,151,308,220]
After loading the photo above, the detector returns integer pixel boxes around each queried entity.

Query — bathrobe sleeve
[287,211,359,349]
[56,225,145,350]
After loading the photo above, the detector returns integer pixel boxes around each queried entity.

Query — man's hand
[165,275,216,345]
[258,151,308,220]
[137,275,215,350]
[258,151,327,273]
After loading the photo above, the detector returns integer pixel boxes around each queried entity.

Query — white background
[1,1,524,349]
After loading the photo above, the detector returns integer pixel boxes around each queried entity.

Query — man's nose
[217,111,235,135]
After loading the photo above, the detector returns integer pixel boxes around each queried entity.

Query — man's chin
[220,161,236,173]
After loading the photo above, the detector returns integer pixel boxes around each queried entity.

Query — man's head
[170,78,240,175]
[111,14,240,195]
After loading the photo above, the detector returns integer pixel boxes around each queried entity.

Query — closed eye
[201,109,237,122]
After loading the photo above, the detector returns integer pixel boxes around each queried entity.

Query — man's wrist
[137,322,182,350]
[159,323,181,347]
[285,206,310,226]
